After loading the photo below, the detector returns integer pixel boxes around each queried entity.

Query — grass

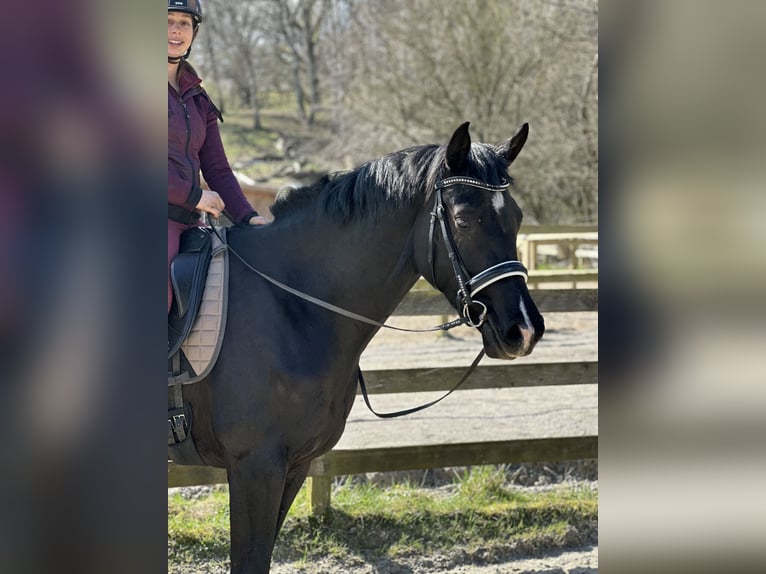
[168,466,597,568]
[215,106,335,184]
[168,488,231,561]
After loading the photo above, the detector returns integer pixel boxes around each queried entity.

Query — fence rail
[168,435,598,492]
[358,360,596,394]
[401,284,597,314]
[311,437,599,477]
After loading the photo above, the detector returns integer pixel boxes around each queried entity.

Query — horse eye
[455,217,470,229]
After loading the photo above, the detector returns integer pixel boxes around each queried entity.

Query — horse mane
[270,142,511,224]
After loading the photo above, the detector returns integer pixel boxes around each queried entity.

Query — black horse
[178,122,544,573]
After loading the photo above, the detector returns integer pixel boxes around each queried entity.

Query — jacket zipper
[179,98,199,198]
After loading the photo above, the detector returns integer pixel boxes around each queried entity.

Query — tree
[201,0,267,129]
[194,0,598,223]
[335,0,597,223]
[265,0,330,126]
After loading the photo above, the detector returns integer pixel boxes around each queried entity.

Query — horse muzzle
[479,292,545,359]
[481,322,539,359]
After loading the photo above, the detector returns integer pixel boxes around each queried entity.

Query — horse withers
[172,122,544,573]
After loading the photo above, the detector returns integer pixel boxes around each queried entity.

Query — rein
[204,174,528,418]
[207,219,467,334]
[357,348,485,418]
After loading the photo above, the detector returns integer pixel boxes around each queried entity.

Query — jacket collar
[175,63,202,97]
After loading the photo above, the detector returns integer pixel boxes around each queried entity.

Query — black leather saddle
[168,226,214,358]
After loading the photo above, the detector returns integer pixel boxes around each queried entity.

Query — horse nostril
[518,296,542,343]
[518,324,535,348]
[506,323,520,341]
[506,323,536,349]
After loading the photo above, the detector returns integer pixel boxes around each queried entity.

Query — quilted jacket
[168,63,256,224]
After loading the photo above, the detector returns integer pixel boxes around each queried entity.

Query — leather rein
[207,175,529,418]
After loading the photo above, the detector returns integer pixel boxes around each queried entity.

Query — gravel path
[171,546,598,574]
[270,546,598,573]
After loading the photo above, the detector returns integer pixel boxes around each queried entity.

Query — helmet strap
[168,43,191,64]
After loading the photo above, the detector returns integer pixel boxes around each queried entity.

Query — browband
[435,176,510,193]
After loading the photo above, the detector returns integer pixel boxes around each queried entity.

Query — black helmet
[168,0,202,62]
[168,0,202,26]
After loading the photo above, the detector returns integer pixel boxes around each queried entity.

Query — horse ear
[446,122,472,172]
[496,122,529,165]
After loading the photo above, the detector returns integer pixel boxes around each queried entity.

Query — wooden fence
[168,278,598,514]
[518,224,598,283]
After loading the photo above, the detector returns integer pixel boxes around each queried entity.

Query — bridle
[356,175,531,418]
[427,176,529,328]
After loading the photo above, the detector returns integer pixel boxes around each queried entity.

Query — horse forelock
[269,141,513,224]
[465,144,514,186]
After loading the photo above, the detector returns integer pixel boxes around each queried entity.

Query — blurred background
[599,0,766,571]
[0,1,167,573]
[1,0,765,572]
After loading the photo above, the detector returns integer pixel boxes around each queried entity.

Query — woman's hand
[249,215,270,226]
[195,189,225,217]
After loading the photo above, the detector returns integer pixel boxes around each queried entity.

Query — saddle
[169,226,213,358]
[168,226,229,464]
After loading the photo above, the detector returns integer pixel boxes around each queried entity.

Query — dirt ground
[270,546,598,573]
[174,546,598,574]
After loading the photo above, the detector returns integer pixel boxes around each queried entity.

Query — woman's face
[168,12,194,60]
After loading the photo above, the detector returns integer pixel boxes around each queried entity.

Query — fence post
[307,475,332,515]
[307,455,332,515]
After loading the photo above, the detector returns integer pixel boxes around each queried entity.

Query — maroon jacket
[168,63,256,224]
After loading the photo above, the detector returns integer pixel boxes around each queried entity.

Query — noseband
[427,176,528,327]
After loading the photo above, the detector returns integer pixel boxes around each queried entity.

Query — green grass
[168,467,597,568]
[167,488,231,563]
[213,103,336,186]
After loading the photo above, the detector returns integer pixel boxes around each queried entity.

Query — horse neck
[276,207,421,325]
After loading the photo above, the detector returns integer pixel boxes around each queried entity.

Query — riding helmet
[168,0,202,25]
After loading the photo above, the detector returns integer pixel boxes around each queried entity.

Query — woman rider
[168,0,268,312]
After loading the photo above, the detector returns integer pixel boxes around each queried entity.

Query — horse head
[414,122,544,359]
